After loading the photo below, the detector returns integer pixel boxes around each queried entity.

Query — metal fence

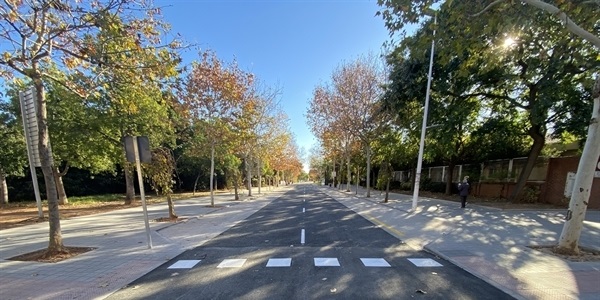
[392,157,549,183]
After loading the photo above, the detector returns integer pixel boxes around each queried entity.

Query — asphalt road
[107,184,514,300]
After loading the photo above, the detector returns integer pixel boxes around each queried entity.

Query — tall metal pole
[19,88,43,218]
[412,14,437,211]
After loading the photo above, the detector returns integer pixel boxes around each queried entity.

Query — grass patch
[67,194,125,204]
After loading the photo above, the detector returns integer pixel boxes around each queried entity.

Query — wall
[543,156,600,209]
[393,155,599,209]
[473,181,545,202]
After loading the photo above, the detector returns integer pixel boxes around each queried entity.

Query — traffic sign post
[124,136,153,249]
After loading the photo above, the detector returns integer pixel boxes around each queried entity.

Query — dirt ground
[0,202,149,231]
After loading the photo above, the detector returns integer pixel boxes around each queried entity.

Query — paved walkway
[0,183,598,300]
[322,184,600,300]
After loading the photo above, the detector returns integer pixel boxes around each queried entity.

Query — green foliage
[379,0,597,183]
[43,69,120,173]
[467,116,531,161]
[382,14,485,174]
[420,177,446,193]
[401,182,412,191]
[143,148,176,196]
[0,93,27,178]
[514,185,541,204]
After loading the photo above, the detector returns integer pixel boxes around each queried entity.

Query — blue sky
[156,0,391,164]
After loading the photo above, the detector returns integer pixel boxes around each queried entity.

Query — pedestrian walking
[458,176,470,208]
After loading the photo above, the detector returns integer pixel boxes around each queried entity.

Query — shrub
[515,186,541,203]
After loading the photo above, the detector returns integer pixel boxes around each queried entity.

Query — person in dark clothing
[457,176,470,208]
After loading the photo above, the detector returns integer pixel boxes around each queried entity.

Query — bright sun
[503,37,517,48]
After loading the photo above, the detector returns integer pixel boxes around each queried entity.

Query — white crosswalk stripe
[360,258,391,267]
[217,259,247,268]
[408,258,443,267]
[314,257,340,267]
[167,260,202,269]
[190,257,444,269]
[266,258,292,267]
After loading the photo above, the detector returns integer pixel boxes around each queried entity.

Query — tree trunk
[384,177,390,203]
[245,158,252,196]
[0,171,8,206]
[124,163,135,205]
[258,159,262,194]
[209,143,215,207]
[557,77,600,254]
[346,154,351,192]
[338,159,343,190]
[445,161,456,195]
[167,193,177,219]
[366,145,371,198]
[34,79,64,255]
[373,169,377,191]
[193,173,200,196]
[53,166,68,205]
[234,168,240,200]
[332,155,336,188]
[411,167,416,189]
[509,124,545,202]
[356,168,359,195]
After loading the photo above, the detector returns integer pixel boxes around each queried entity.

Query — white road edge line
[301,229,305,244]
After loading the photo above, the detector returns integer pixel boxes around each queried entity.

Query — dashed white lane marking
[408,258,443,267]
[303,207,305,213]
[360,258,391,267]
[217,259,247,268]
[266,258,292,267]
[301,229,305,244]
[167,260,201,269]
[314,258,340,267]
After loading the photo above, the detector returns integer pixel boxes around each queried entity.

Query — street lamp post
[412,12,437,211]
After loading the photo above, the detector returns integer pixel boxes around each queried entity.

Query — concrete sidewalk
[0,187,290,300]
[321,184,600,300]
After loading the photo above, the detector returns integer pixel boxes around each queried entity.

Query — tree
[232,81,282,196]
[307,54,386,196]
[0,0,182,256]
[143,147,177,219]
[81,22,182,205]
[181,50,252,207]
[377,0,600,254]
[307,85,342,187]
[467,116,531,161]
[308,145,326,182]
[383,27,485,195]
[7,69,122,205]
[332,54,386,196]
